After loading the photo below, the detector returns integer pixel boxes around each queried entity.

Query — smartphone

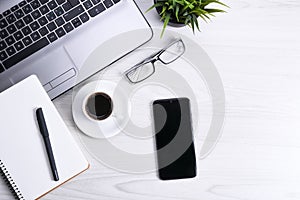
[152,98,196,180]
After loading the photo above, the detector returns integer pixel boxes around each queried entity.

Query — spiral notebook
[0,75,89,199]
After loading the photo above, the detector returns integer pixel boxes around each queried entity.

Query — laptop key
[15,19,25,29]
[55,27,66,37]
[48,1,58,9]
[55,17,65,26]
[3,37,49,69]
[32,10,42,19]
[7,24,17,34]
[112,0,120,3]
[71,17,81,28]
[15,9,25,19]
[0,51,8,61]
[46,11,56,21]
[0,41,7,51]
[23,15,33,24]
[23,5,33,14]
[88,3,105,17]
[47,32,58,42]
[40,5,50,15]
[54,7,64,16]
[63,22,73,32]
[21,26,32,36]
[3,10,11,17]
[6,46,16,56]
[11,5,19,12]
[6,14,16,23]
[62,2,72,11]
[19,1,27,7]
[14,41,25,51]
[79,13,89,23]
[38,16,48,26]
[22,36,33,46]
[31,31,41,41]
[103,0,113,8]
[5,36,15,46]
[13,31,24,41]
[0,29,9,39]
[39,27,49,36]
[47,22,57,31]
[0,19,8,29]
[31,0,41,9]
[83,1,92,9]
[30,21,40,31]
[63,5,84,21]
[68,0,80,7]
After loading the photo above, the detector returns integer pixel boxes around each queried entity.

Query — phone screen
[153,98,196,180]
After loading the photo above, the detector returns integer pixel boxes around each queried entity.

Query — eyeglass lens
[159,40,185,64]
[126,62,155,83]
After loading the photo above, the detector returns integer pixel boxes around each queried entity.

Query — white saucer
[72,80,129,139]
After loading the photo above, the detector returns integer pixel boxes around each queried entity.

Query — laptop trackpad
[10,47,76,87]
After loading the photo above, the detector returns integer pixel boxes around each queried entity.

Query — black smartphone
[152,98,196,180]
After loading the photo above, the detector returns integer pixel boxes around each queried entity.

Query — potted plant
[147,0,228,37]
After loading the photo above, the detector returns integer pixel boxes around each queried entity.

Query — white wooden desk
[1,0,300,199]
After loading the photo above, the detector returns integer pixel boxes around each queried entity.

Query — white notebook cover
[0,75,89,199]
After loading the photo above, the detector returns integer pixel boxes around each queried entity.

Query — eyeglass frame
[124,39,186,83]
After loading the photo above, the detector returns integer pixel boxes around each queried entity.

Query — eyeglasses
[124,39,186,83]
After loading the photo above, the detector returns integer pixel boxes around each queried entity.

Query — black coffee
[85,92,113,120]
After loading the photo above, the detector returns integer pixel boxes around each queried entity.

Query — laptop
[0,0,153,99]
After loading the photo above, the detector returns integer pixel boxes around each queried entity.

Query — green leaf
[197,13,208,22]
[172,0,176,7]
[161,13,171,38]
[201,0,229,8]
[175,0,185,6]
[184,15,192,25]
[193,14,200,31]
[191,16,195,33]
[211,0,229,8]
[145,2,164,13]
[191,8,210,18]
[175,5,180,21]
[205,8,226,13]
[161,5,167,14]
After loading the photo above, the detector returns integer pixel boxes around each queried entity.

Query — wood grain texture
[1,0,300,199]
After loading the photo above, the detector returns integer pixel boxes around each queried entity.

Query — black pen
[36,108,59,181]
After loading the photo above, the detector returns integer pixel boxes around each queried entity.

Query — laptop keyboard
[0,0,120,73]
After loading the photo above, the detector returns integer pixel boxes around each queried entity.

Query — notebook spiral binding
[0,160,25,200]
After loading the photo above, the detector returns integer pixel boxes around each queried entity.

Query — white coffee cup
[82,92,113,121]
[73,80,129,138]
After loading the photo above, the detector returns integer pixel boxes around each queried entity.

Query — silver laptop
[0,0,153,99]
